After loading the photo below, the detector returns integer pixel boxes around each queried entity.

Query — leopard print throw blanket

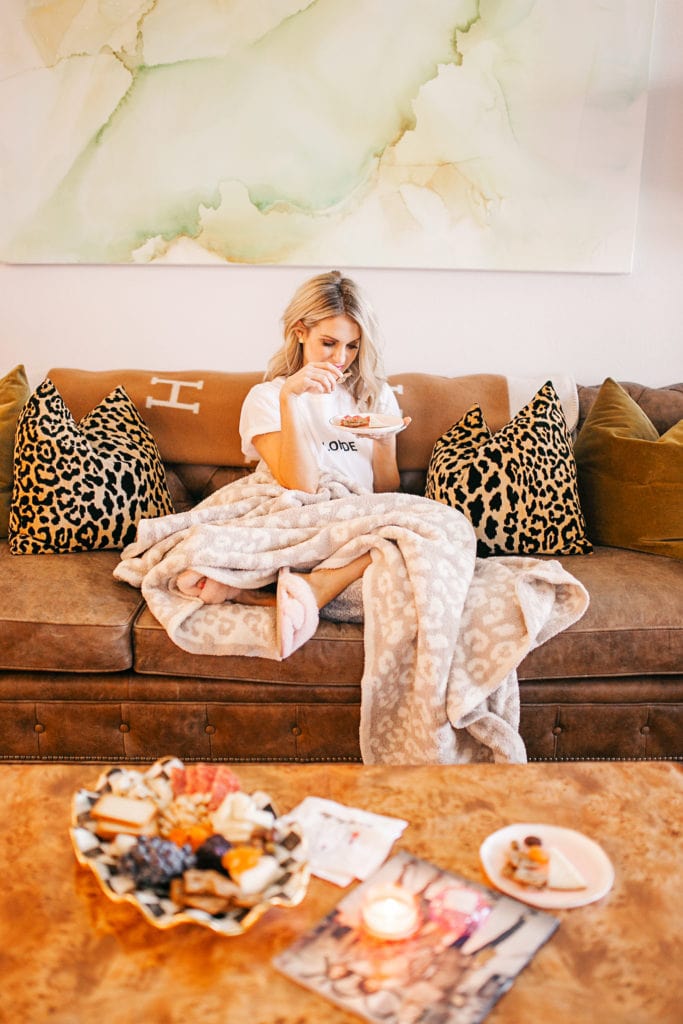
[114,471,589,765]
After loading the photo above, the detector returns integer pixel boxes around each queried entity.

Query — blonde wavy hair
[265,270,388,410]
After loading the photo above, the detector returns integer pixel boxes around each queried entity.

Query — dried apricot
[186,824,213,851]
[222,845,262,878]
[167,826,191,848]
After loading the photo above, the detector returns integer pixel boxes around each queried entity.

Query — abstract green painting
[0,1,656,270]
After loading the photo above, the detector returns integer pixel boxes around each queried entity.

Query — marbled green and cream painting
[0,0,656,269]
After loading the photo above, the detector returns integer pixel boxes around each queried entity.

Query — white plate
[330,414,406,437]
[479,823,615,909]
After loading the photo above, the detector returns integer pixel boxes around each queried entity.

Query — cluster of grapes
[119,836,196,891]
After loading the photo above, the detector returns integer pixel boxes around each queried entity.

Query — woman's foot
[178,553,372,611]
[176,570,276,606]
[178,554,373,656]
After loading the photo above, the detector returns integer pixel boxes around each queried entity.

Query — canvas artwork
[0,0,656,271]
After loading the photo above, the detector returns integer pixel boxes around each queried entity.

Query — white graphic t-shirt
[239,378,401,493]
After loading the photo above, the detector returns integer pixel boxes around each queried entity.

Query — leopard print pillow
[425,380,592,557]
[9,379,174,554]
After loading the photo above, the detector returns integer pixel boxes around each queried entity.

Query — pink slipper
[276,568,319,659]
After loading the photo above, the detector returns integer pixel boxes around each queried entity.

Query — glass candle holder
[360,885,420,941]
[427,884,491,940]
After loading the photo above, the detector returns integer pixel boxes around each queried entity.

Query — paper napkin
[282,796,408,886]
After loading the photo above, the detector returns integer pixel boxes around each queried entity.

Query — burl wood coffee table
[1,761,680,1023]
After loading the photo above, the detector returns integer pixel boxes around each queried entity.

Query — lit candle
[360,885,420,941]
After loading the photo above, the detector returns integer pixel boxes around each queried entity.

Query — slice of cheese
[548,847,588,890]
[237,855,280,895]
[91,794,157,829]
[94,818,156,840]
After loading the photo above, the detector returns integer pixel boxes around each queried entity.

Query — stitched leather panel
[1,695,680,762]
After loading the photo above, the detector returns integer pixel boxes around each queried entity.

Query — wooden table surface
[1,761,681,1024]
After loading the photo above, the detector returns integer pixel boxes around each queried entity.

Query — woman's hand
[280,361,347,398]
[254,364,347,493]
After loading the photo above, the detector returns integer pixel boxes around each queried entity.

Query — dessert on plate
[338,414,371,428]
[503,834,587,891]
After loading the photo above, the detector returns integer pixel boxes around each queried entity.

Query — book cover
[274,850,558,1024]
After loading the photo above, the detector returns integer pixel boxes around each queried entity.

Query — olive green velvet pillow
[0,364,31,538]
[574,378,683,560]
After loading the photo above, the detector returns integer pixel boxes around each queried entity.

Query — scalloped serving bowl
[70,757,310,936]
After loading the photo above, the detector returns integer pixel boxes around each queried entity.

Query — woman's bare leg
[305,553,372,608]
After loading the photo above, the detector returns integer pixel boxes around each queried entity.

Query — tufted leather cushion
[519,546,683,680]
[0,543,143,671]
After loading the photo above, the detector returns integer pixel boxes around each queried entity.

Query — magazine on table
[274,850,558,1024]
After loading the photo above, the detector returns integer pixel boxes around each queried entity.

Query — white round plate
[479,823,615,909]
[330,414,406,437]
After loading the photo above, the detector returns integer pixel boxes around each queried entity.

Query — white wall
[2,0,681,390]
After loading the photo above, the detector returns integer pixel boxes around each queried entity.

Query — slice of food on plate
[338,414,370,428]
[547,846,588,890]
[503,834,587,891]
[502,835,549,888]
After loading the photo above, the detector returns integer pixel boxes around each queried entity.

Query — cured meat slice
[209,765,242,809]
[168,762,241,805]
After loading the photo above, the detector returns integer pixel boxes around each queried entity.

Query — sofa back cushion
[391,373,511,474]
[48,368,579,475]
[577,381,683,434]
[48,367,263,466]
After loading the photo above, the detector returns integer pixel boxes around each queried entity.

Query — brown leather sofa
[1,370,681,764]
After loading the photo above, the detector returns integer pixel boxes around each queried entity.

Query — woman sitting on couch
[177,270,410,629]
